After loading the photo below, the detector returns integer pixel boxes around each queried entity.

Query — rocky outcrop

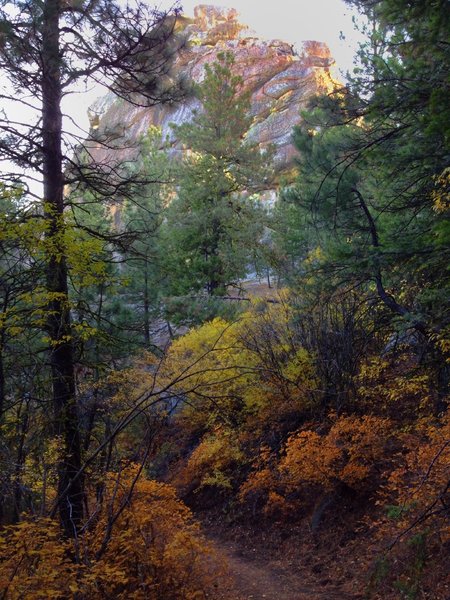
[89,5,337,174]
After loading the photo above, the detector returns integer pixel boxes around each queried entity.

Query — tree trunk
[0,291,8,423]
[0,335,5,524]
[0,346,4,426]
[42,0,83,537]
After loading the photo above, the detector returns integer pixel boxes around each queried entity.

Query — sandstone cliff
[88,5,337,183]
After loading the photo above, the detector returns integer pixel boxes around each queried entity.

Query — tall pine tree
[0,0,182,535]
[163,52,272,302]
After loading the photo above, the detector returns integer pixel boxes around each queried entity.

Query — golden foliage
[160,303,317,433]
[154,303,319,500]
[355,356,433,416]
[85,465,219,599]
[160,315,256,430]
[0,466,220,599]
[174,427,244,492]
[432,167,450,213]
[0,519,77,599]
[280,415,393,492]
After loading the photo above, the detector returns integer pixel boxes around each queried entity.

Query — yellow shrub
[0,519,77,599]
[0,466,221,599]
[161,316,257,430]
[174,427,244,493]
[160,304,317,433]
[356,356,432,416]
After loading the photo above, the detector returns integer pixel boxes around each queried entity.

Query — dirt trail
[212,537,357,600]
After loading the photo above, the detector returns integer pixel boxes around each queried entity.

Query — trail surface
[212,535,360,600]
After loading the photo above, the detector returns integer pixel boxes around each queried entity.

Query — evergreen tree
[163,52,272,302]
[275,0,449,409]
[0,0,182,535]
[121,127,173,347]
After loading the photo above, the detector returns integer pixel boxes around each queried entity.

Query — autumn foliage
[0,1,448,597]
[145,302,449,598]
[238,415,393,517]
[0,466,220,599]
[0,277,448,599]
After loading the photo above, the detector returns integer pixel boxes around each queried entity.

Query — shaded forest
[0,0,448,598]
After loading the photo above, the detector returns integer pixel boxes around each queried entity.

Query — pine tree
[121,127,173,347]
[164,52,272,301]
[276,0,449,410]
[0,0,182,535]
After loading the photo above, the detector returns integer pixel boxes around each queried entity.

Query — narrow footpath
[210,534,361,600]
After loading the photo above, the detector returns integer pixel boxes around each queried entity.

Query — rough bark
[42,0,83,537]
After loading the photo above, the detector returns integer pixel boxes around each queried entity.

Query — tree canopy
[163,52,272,301]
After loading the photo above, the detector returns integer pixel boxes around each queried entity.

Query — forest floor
[211,535,359,599]
[200,512,366,600]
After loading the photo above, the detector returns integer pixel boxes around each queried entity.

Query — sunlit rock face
[88,5,337,174]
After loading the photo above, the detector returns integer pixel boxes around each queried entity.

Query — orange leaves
[281,415,393,493]
[84,467,217,599]
[0,467,220,599]
[383,413,450,542]
[241,466,275,500]
[239,415,393,518]
[281,429,337,490]
[367,415,450,598]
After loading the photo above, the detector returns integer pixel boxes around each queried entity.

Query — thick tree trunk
[0,342,4,425]
[0,292,8,423]
[42,0,83,537]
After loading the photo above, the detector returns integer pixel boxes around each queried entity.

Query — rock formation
[88,5,337,185]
